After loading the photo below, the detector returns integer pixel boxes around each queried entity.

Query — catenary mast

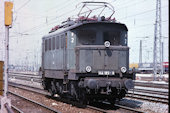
[153,0,163,80]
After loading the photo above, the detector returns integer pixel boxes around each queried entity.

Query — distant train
[163,62,169,73]
[40,2,135,104]
[129,62,169,74]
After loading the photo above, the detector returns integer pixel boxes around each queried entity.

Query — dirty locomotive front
[40,2,135,104]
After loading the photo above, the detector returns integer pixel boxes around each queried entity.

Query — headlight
[86,66,92,72]
[104,41,110,47]
[121,67,127,73]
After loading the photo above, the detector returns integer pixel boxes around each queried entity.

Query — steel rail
[127,93,168,104]
[8,74,42,83]
[11,105,24,113]
[8,91,61,113]
[86,105,107,113]
[8,73,41,78]
[8,71,38,75]
[134,82,169,89]
[114,104,146,113]
[130,88,168,96]
[8,82,48,95]
[128,92,168,100]
[87,102,146,113]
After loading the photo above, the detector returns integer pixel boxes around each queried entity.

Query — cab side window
[61,35,64,48]
[52,37,55,50]
[56,36,59,49]
[45,40,48,51]
[49,38,51,50]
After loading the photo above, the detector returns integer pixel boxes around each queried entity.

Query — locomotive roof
[42,21,128,39]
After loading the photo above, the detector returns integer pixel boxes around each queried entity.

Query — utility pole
[4,25,9,97]
[153,0,163,80]
[136,36,149,65]
[161,42,164,74]
[4,1,13,97]
[1,1,14,113]
[139,40,142,65]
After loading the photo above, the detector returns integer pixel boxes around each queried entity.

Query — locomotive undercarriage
[43,74,133,104]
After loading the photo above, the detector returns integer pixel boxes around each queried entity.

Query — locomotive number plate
[98,71,115,75]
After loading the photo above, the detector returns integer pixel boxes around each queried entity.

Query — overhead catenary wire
[118,6,168,20]
[44,0,78,15]
[20,8,77,34]
[12,1,102,32]
[11,0,81,35]
[18,5,168,36]
[2,0,168,35]
[15,0,31,12]
[9,0,168,35]
[3,0,168,38]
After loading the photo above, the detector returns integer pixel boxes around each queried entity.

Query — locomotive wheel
[49,88,55,97]
[42,79,47,90]
[79,97,89,106]
[79,90,89,105]
[109,98,116,105]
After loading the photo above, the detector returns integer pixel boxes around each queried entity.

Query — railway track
[128,81,168,104]
[8,72,42,83]
[9,82,145,113]
[134,81,169,89]
[11,105,24,113]
[8,71,39,75]
[114,104,145,113]
[130,88,168,96]
[127,92,168,104]
[8,72,169,87]
[9,83,106,113]
[87,103,145,113]
[8,72,169,107]
[8,91,61,113]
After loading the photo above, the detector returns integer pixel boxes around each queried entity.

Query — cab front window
[77,29,96,45]
[75,23,127,46]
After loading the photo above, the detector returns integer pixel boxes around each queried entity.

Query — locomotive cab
[71,22,131,77]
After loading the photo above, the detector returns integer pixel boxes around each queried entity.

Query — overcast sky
[0,0,169,70]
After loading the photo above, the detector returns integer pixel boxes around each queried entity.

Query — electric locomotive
[41,2,135,104]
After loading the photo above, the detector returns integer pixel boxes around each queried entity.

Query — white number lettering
[71,37,74,43]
